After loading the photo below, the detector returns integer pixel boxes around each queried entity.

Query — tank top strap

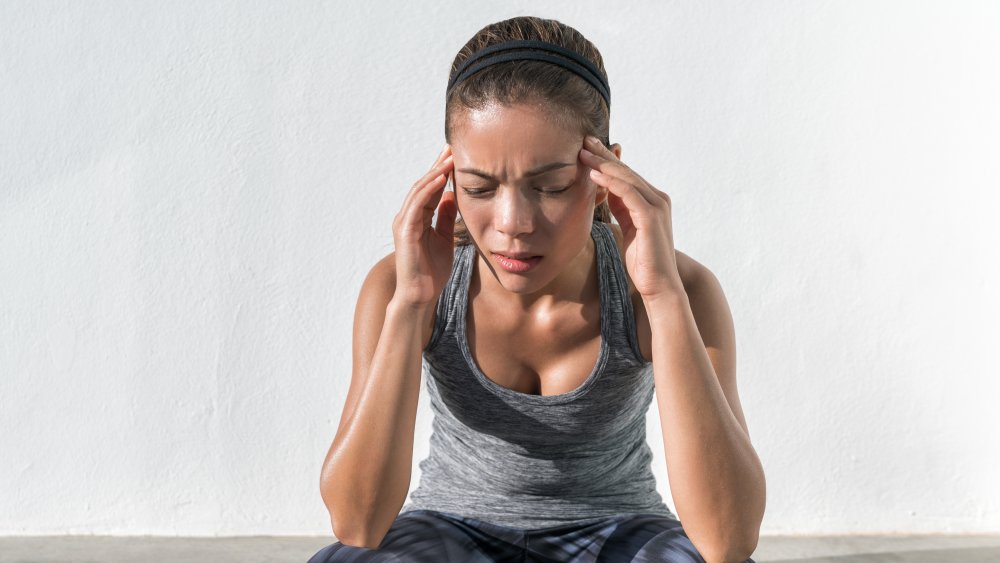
[409,222,668,528]
[424,224,646,366]
[591,221,648,366]
[423,243,475,354]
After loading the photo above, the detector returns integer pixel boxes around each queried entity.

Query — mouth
[494,251,541,260]
[491,252,543,273]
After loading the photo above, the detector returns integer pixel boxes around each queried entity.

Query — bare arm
[319,255,435,547]
[319,144,456,548]
[646,268,765,563]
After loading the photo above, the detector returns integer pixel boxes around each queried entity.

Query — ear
[593,142,623,207]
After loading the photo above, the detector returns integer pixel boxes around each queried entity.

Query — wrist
[387,295,437,320]
[641,288,690,320]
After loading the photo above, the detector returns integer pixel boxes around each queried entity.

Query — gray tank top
[399,220,677,529]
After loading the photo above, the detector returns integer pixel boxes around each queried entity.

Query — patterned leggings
[307,509,756,562]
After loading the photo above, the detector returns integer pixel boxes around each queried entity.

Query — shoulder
[605,222,727,361]
[354,253,398,332]
[364,251,398,294]
[605,222,748,435]
[357,251,438,351]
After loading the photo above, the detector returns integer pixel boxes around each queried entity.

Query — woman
[311,16,765,563]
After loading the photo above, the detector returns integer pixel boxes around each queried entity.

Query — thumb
[434,190,458,240]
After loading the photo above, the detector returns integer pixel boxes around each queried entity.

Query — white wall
[2,0,998,536]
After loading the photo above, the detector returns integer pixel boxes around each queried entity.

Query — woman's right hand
[391,144,457,308]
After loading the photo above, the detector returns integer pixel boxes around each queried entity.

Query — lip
[491,252,543,273]
[494,251,541,260]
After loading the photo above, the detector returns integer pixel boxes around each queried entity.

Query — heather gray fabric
[399,220,676,529]
[308,509,759,562]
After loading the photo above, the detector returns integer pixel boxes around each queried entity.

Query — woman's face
[449,102,610,297]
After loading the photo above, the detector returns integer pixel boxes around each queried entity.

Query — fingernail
[580,148,594,157]
[586,135,600,145]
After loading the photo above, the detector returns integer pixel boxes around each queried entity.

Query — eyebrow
[456,162,575,180]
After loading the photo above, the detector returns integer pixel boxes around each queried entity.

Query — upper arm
[686,263,751,439]
[337,252,397,435]
[595,223,751,438]
[326,252,435,454]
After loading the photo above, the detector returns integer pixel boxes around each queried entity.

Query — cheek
[454,196,489,228]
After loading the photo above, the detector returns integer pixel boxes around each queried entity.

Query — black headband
[446,39,610,108]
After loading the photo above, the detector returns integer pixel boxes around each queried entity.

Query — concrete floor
[0,534,999,562]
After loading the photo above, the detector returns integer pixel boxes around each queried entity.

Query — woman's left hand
[579,135,685,303]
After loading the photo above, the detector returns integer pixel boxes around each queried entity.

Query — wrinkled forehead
[448,100,579,141]
[449,103,583,177]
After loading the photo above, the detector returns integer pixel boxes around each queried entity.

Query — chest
[465,297,603,397]
[458,225,690,395]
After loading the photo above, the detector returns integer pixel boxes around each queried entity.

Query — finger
[581,136,664,198]
[434,189,458,239]
[420,148,454,190]
[606,190,634,233]
[435,144,453,169]
[423,153,454,190]
[397,172,448,238]
[417,169,451,215]
[580,146,661,211]
[580,148,662,207]
[589,167,657,220]
[585,155,668,207]
[582,136,635,173]
[422,168,452,212]
[583,135,620,161]
[409,145,453,197]
[432,143,452,164]
[401,154,454,211]
[400,155,453,229]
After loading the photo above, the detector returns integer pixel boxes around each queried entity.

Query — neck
[472,236,597,314]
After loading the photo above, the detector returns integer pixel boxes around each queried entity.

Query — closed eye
[462,184,573,197]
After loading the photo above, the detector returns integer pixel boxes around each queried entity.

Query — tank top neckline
[456,221,612,405]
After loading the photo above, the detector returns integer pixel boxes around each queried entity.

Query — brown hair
[444,16,613,246]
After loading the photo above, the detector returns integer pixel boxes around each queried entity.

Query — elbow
[321,488,393,550]
[683,498,764,562]
[322,501,379,549]
[326,504,387,550]
[332,526,385,550]
[695,531,759,563]
[729,534,759,563]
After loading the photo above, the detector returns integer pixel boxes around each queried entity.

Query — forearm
[645,291,765,562]
[321,298,431,547]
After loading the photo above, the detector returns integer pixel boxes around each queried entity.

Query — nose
[494,187,535,237]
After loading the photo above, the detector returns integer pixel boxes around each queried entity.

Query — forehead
[450,103,581,173]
